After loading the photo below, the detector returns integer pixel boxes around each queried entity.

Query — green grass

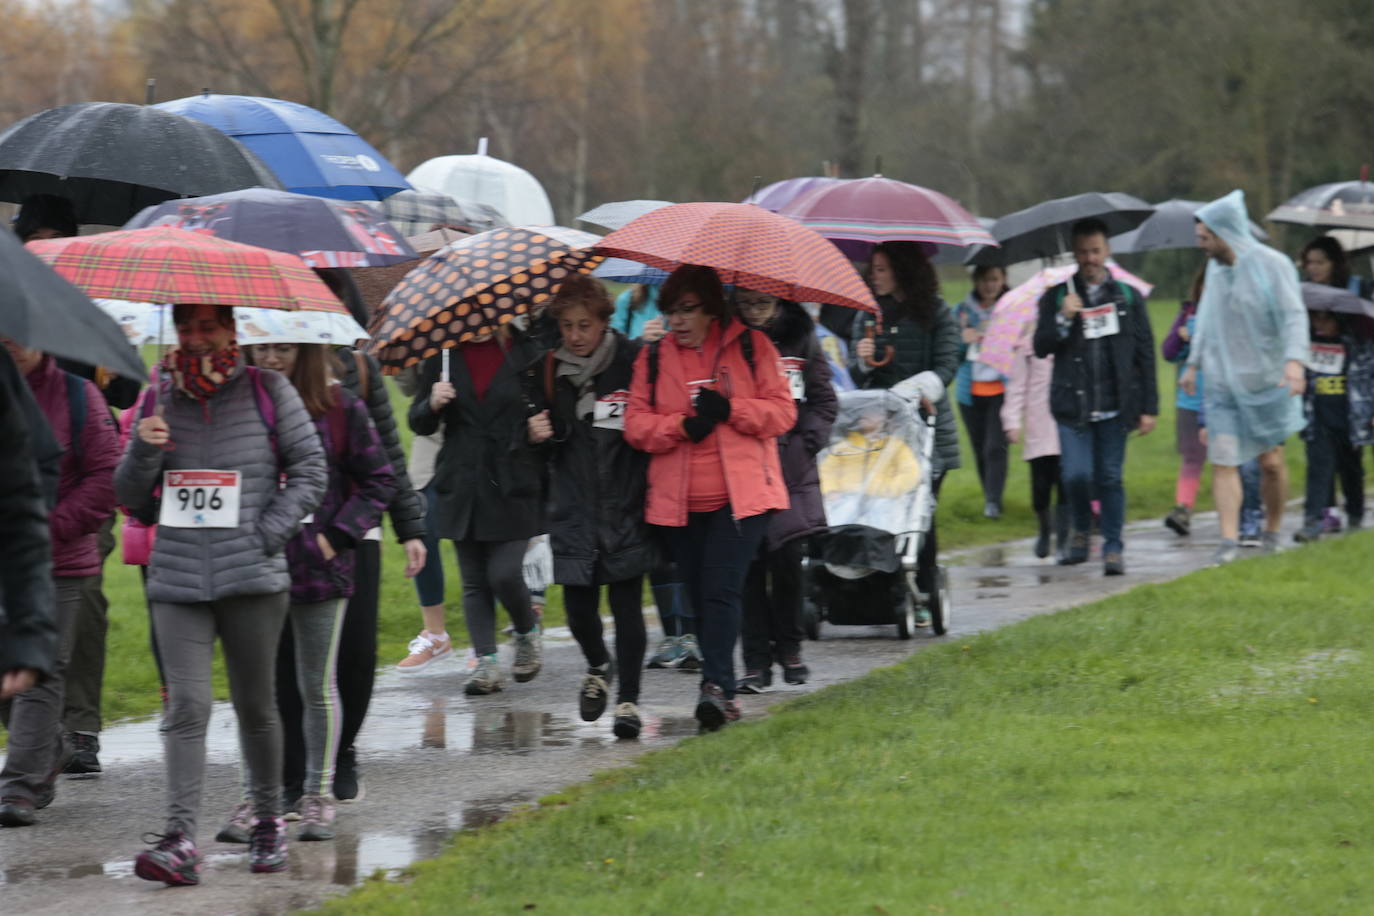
[323,533,1374,914]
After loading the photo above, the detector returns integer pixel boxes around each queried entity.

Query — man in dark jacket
[1034,219,1158,576]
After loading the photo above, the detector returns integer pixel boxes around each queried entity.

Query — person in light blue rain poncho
[1181,189,1309,564]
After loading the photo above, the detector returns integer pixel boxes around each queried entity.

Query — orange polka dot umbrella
[594,201,878,314]
[368,226,604,372]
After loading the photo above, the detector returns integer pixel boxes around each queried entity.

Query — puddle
[974,575,1011,590]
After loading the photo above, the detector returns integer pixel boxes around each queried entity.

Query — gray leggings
[455,538,534,656]
[152,592,288,840]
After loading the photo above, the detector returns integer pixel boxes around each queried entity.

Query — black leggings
[916,474,945,596]
[563,577,647,703]
[959,395,1008,507]
[1029,455,1064,513]
[741,538,805,671]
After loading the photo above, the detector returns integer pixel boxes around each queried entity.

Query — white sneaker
[396,630,452,672]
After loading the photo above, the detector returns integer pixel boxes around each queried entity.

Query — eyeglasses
[660,303,704,318]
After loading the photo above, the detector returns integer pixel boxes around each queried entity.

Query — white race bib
[1307,342,1345,375]
[1081,304,1120,339]
[160,470,241,529]
[781,356,807,401]
[966,341,981,363]
[593,390,630,430]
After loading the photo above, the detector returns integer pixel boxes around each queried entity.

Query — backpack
[647,325,756,408]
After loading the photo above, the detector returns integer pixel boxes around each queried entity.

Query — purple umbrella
[743,176,845,212]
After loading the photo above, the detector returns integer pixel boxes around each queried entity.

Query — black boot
[1054,504,1072,562]
[1034,509,1052,559]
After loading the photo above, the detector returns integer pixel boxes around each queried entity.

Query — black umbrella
[1267,177,1374,231]
[0,228,145,379]
[980,192,1154,264]
[1111,199,1269,253]
[1300,281,1374,318]
[0,102,283,226]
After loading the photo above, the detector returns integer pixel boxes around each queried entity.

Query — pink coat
[1001,340,1059,460]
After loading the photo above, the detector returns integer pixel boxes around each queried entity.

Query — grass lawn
[323,532,1374,914]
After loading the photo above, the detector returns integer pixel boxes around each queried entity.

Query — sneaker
[612,702,642,740]
[332,747,364,804]
[1164,505,1191,537]
[1103,552,1125,576]
[297,794,336,842]
[249,817,288,873]
[736,669,772,694]
[1261,531,1282,555]
[781,654,809,685]
[396,630,452,672]
[134,831,200,886]
[678,633,703,671]
[465,653,504,695]
[645,635,686,669]
[1238,529,1263,548]
[983,501,1002,520]
[1323,508,1343,534]
[695,682,731,732]
[1058,531,1090,566]
[1293,523,1322,544]
[1210,539,1239,567]
[578,668,611,722]
[215,801,253,844]
[282,785,303,822]
[511,626,543,682]
[64,733,101,778]
[0,797,36,828]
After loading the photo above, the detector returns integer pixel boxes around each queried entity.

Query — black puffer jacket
[408,335,547,542]
[0,349,57,678]
[335,347,426,543]
[757,301,837,548]
[534,332,654,585]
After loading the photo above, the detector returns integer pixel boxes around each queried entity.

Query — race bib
[593,389,630,430]
[687,377,715,406]
[160,470,241,528]
[966,341,981,363]
[781,356,807,401]
[1307,342,1345,375]
[1081,304,1120,339]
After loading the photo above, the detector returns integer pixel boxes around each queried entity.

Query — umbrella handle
[863,325,894,367]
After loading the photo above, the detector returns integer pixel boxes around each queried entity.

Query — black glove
[683,414,718,443]
[695,387,731,422]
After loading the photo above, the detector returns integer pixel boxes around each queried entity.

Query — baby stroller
[801,388,951,639]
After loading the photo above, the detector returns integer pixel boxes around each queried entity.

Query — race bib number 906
[159,470,242,528]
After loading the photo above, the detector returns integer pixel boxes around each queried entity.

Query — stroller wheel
[895,593,914,640]
[930,566,951,636]
[802,597,822,641]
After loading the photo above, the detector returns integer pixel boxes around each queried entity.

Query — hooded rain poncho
[1188,190,1309,465]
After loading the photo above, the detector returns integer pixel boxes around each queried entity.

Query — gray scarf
[554,329,617,420]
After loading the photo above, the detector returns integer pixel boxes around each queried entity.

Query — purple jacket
[1161,301,1197,363]
[25,356,119,577]
[285,385,396,603]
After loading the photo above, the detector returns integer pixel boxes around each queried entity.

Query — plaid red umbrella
[368,225,604,372]
[594,202,877,314]
[25,226,344,312]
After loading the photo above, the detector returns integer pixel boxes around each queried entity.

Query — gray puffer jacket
[116,364,327,604]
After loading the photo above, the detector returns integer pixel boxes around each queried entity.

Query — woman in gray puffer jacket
[116,304,326,887]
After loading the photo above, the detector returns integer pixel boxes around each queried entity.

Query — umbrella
[1267,177,1374,232]
[1300,281,1374,318]
[986,192,1155,264]
[592,257,669,285]
[407,151,555,225]
[95,300,368,346]
[369,226,604,372]
[1112,199,1269,253]
[577,199,673,231]
[976,263,1155,377]
[0,102,282,226]
[125,188,418,267]
[350,227,474,317]
[594,202,878,314]
[157,93,410,202]
[743,176,845,212]
[26,226,345,312]
[778,176,996,261]
[92,300,176,346]
[0,231,146,380]
[364,186,508,236]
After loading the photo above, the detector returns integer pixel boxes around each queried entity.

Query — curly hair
[871,241,941,327]
[1301,236,1351,290]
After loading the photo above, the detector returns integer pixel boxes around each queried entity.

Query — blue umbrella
[593,257,669,285]
[156,93,411,202]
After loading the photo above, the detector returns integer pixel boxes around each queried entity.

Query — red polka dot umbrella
[593,201,877,314]
[367,225,604,372]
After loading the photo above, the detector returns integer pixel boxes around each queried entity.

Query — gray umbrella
[0,102,282,226]
[981,191,1154,264]
[1267,179,1374,231]
[1300,281,1374,318]
[577,199,673,231]
[1112,199,1269,253]
[0,228,145,379]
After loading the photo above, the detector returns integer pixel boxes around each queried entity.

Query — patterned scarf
[164,343,241,401]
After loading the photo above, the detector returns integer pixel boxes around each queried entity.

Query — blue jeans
[413,483,445,607]
[1058,416,1128,555]
[1239,458,1263,535]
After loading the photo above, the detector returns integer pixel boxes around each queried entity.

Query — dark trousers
[741,537,805,672]
[63,517,114,735]
[959,395,1008,508]
[455,538,534,656]
[1029,455,1063,512]
[279,539,381,791]
[1305,420,1365,525]
[1058,416,1128,554]
[665,508,770,699]
[563,576,647,703]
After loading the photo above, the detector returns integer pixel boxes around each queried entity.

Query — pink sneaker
[396,630,453,672]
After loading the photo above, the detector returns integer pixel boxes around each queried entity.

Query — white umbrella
[92,299,367,347]
[407,140,554,226]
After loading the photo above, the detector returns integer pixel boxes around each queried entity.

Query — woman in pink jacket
[1000,330,1064,559]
